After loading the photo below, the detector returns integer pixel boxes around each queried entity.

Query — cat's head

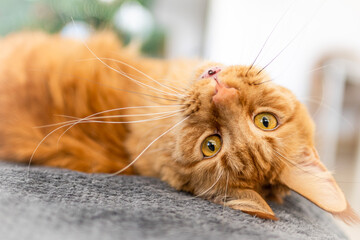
[171,63,357,223]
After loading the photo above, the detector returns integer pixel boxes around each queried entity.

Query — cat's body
[0,32,358,223]
[0,32,191,174]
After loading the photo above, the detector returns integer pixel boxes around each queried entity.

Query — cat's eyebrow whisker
[78,57,188,96]
[107,116,190,176]
[257,1,326,75]
[246,0,295,76]
[253,79,273,85]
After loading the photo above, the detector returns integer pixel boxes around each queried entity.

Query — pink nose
[212,83,237,105]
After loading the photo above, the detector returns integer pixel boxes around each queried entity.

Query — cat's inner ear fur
[279,147,360,224]
[220,189,278,221]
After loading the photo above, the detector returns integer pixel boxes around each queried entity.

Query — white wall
[152,0,207,58]
[204,0,360,99]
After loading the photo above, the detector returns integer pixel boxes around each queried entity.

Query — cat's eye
[254,113,278,130]
[201,134,222,158]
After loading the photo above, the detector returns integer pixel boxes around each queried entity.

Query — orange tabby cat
[0,32,358,224]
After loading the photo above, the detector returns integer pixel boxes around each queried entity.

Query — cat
[0,31,358,224]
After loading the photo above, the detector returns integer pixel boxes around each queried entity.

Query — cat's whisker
[79,57,188,96]
[107,116,190,176]
[107,65,184,98]
[96,58,190,93]
[273,150,328,180]
[27,123,73,178]
[306,63,335,76]
[246,0,295,76]
[153,76,190,93]
[299,97,354,131]
[105,67,189,95]
[56,112,182,126]
[257,1,326,75]
[74,35,184,98]
[61,109,184,120]
[29,105,185,169]
[55,105,185,142]
[79,78,181,102]
[35,110,184,128]
[118,71,189,95]
[253,79,273,85]
[55,112,183,147]
[104,63,186,98]
[58,104,186,142]
[176,170,223,201]
[222,172,229,212]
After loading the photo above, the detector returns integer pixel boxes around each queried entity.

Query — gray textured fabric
[0,162,347,240]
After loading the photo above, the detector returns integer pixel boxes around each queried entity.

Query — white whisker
[57,112,181,126]
[29,106,185,174]
[70,19,184,98]
[194,171,223,198]
[79,57,187,96]
[27,123,72,179]
[246,0,295,75]
[36,109,184,128]
[55,105,185,143]
[108,116,190,176]
[223,172,229,212]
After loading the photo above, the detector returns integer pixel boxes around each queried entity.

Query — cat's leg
[214,189,278,220]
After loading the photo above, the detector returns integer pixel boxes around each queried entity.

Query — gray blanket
[0,162,347,240]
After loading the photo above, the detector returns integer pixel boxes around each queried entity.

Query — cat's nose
[212,83,238,106]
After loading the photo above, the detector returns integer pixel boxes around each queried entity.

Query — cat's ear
[279,147,359,224]
[225,189,278,220]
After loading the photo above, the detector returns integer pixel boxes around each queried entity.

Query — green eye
[201,135,222,157]
[254,113,278,130]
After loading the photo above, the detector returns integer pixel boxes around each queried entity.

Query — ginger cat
[0,32,358,223]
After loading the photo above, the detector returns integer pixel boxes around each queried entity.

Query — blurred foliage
[0,0,165,56]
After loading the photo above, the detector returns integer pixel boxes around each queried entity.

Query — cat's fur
[0,32,358,223]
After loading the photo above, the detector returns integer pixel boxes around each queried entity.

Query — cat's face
[171,63,354,222]
[176,64,313,192]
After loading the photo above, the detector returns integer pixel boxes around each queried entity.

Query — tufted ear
[225,189,278,221]
[279,147,359,224]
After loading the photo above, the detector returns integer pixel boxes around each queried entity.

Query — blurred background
[0,0,359,238]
